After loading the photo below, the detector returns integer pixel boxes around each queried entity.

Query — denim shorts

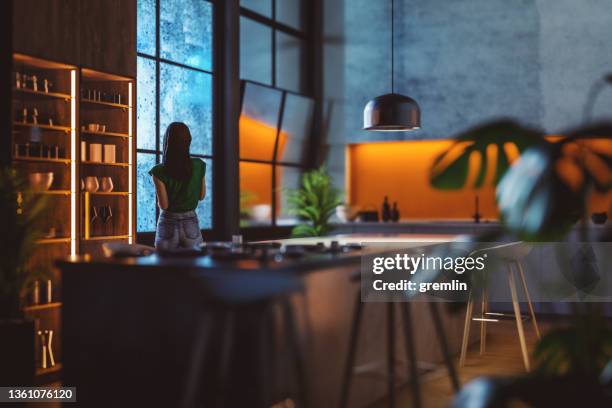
[155,210,204,250]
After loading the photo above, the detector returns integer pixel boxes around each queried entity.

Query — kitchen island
[58,234,469,407]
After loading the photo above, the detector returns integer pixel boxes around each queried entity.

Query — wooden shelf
[88,191,129,196]
[23,302,62,312]
[13,122,71,132]
[13,156,71,165]
[38,190,71,196]
[81,161,129,167]
[35,237,71,245]
[83,235,130,241]
[81,130,129,138]
[82,98,130,109]
[13,87,71,101]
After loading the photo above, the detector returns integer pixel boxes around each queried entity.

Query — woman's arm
[199,175,206,200]
[152,176,169,210]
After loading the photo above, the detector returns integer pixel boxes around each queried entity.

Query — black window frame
[238,0,316,230]
[136,0,215,236]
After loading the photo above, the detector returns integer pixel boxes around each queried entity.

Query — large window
[239,0,314,227]
[136,0,214,232]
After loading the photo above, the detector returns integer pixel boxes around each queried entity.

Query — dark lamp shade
[363,93,421,131]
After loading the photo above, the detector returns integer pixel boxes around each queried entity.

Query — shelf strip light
[70,70,76,255]
[128,82,133,244]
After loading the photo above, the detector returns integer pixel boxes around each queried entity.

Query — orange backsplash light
[348,140,499,220]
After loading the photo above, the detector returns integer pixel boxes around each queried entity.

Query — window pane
[239,82,282,161]
[240,161,272,226]
[277,93,314,164]
[137,57,157,150]
[137,0,156,55]
[276,165,302,225]
[160,0,213,71]
[196,158,213,229]
[160,63,212,156]
[276,32,304,93]
[137,152,157,232]
[240,17,272,85]
[240,0,272,17]
[276,0,302,30]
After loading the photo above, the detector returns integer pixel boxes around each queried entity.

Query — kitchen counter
[57,233,470,407]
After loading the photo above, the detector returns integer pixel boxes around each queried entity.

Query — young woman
[149,122,206,249]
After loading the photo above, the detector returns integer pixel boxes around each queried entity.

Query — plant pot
[0,319,35,385]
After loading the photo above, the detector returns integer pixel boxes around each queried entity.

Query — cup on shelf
[87,123,99,132]
[29,172,54,191]
[103,144,116,163]
[100,177,114,193]
[89,143,102,162]
[81,141,87,161]
[84,176,99,193]
[99,125,107,133]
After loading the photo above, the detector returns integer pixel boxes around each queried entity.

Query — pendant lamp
[363,0,421,131]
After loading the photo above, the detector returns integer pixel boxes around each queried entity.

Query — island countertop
[57,233,458,274]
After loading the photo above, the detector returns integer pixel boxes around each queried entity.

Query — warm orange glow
[240,162,272,207]
[349,138,610,221]
[348,141,499,220]
[239,115,287,161]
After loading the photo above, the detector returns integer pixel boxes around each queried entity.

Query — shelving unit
[79,68,135,254]
[10,53,136,384]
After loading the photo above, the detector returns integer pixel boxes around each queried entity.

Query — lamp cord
[391,0,394,94]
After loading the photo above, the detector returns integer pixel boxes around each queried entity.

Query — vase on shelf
[100,177,114,193]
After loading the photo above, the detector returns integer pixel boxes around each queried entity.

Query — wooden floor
[369,320,542,408]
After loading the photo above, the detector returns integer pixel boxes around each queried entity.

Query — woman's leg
[155,217,179,250]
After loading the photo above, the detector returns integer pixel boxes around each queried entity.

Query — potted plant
[286,166,343,237]
[428,119,612,406]
[0,167,47,385]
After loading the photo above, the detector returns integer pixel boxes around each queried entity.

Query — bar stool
[181,271,308,408]
[340,272,460,408]
[459,242,540,371]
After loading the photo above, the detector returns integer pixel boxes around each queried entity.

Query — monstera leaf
[496,122,612,239]
[430,119,545,189]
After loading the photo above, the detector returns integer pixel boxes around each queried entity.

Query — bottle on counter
[382,196,391,222]
[391,202,400,222]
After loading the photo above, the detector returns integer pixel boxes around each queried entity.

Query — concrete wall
[323,0,612,190]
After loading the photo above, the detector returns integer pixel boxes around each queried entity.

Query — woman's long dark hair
[162,122,192,180]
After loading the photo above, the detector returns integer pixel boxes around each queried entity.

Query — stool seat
[182,272,307,408]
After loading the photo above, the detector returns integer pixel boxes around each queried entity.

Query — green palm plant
[0,167,47,319]
[287,166,343,237]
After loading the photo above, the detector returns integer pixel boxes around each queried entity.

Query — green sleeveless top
[149,158,206,213]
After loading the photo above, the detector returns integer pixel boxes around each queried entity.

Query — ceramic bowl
[28,172,54,191]
[336,204,359,222]
[250,204,271,223]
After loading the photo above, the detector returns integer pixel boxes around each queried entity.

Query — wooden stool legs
[507,264,530,371]
[459,291,473,368]
[460,260,539,372]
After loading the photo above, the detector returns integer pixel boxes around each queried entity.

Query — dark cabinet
[80,0,136,78]
[13,0,80,65]
[12,0,135,77]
